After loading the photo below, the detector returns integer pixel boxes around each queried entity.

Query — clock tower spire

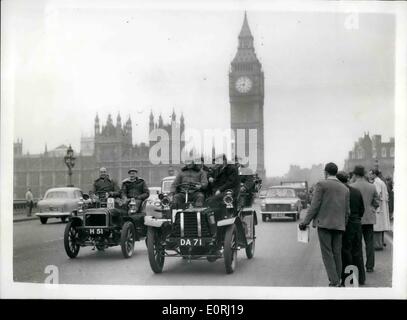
[229,12,265,178]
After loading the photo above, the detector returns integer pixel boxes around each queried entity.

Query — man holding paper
[299,162,350,287]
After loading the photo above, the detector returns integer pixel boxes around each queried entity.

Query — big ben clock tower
[229,12,265,178]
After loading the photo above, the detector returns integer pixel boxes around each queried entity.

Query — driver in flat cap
[120,168,150,213]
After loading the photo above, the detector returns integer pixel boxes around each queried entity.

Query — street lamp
[64,145,76,187]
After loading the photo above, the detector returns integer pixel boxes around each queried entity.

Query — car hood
[38,199,73,207]
[262,198,299,204]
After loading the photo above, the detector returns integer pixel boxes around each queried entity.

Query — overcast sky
[7,1,395,176]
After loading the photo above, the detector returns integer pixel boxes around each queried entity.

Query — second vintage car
[36,187,84,224]
[260,186,302,222]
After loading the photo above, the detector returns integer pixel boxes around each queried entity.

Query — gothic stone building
[13,112,185,199]
[344,132,395,178]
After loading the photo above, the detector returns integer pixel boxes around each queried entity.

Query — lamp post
[64,145,76,187]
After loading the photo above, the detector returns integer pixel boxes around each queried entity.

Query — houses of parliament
[13,13,267,199]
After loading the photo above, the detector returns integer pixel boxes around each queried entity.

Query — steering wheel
[177,182,200,193]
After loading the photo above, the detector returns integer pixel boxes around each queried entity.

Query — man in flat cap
[93,167,119,200]
[120,168,150,213]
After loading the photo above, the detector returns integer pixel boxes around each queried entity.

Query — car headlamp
[291,203,296,210]
[77,197,84,214]
[129,198,136,213]
[223,191,234,208]
[161,195,170,208]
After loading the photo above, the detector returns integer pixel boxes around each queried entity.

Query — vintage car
[36,187,84,224]
[144,171,258,274]
[260,186,302,222]
[63,191,147,259]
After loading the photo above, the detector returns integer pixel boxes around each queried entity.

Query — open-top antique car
[144,172,258,274]
[63,191,147,259]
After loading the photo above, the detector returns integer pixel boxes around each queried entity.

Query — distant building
[283,164,324,187]
[13,112,186,199]
[344,132,394,177]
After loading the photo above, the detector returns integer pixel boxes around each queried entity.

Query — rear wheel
[121,221,136,258]
[245,223,255,259]
[224,224,238,274]
[40,217,48,224]
[147,227,165,273]
[64,221,80,258]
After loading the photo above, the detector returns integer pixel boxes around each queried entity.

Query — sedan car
[36,187,83,224]
[260,186,302,222]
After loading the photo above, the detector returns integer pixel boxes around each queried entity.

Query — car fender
[144,216,171,228]
[69,216,83,227]
[217,216,247,246]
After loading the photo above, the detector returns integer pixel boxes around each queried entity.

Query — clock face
[235,76,252,93]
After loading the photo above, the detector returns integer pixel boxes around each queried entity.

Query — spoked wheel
[224,224,238,274]
[245,223,255,259]
[64,221,80,258]
[147,227,165,273]
[121,221,136,258]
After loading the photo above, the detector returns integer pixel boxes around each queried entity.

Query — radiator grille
[85,213,107,227]
[265,204,291,211]
[172,212,211,237]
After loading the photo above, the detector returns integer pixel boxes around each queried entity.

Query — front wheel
[147,227,165,273]
[121,221,136,258]
[245,224,255,259]
[61,216,67,223]
[64,221,80,258]
[40,217,48,224]
[224,224,238,274]
[262,215,267,222]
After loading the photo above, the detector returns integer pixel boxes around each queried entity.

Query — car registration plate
[88,228,105,235]
[179,238,203,246]
[272,213,285,218]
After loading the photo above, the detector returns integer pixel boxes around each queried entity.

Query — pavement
[13,211,39,223]
[12,203,393,287]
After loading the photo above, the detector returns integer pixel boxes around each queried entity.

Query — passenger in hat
[120,168,150,213]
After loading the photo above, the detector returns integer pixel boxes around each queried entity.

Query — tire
[262,215,267,222]
[245,223,255,259]
[96,244,105,251]
[207,256,217,263]
[224,224,238,274]
[40,217,48,224]
[292,213,298,222]
[147,227,165,273]
[61,217,67,223]
[64,221,80,258]
[121,221,136,258]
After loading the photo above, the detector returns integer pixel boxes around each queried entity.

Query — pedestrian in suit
[336,171,366,285]
[350,165,380,272]
[299,162,350,287]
